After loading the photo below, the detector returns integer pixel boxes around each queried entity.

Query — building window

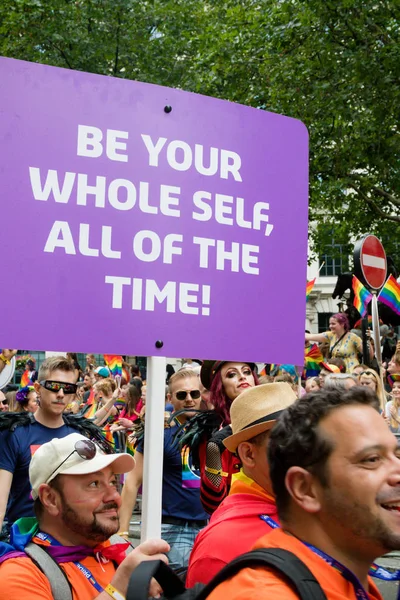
[319,239,350,277]
[318,313,332,333]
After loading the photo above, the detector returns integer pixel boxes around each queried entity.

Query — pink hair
[209,367,259,426]
[331,312,350,332]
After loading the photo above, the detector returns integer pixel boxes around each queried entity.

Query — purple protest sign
[0,57,308,364]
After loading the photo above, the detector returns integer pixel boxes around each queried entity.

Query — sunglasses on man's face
[40,380,78,395]
[175,390,201,401]
[46,439,97,484]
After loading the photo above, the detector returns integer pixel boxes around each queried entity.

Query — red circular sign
[359,235,387,290]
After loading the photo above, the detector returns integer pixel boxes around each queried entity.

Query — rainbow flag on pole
[306,279,316,299]
[303,344,324,378]
[352,276,373,317]
[378,275,400,316]
[103,355,123,378]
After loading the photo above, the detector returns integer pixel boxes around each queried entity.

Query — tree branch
[371,186,400,207]
[351,185,400,223]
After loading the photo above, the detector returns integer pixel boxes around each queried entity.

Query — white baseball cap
[29,433,135,500]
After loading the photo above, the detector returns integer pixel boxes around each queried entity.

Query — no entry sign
[354,235,387,291]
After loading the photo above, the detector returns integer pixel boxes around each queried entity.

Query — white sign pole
[371,293,385,411]
[140,355,166,542]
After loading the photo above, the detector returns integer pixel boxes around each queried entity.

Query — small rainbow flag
[353,315,383,329]
[306,279,316,299]
[104,355,123,378]
[20,370,32,388]
[102,424,115,448]
[83,401,98,419]
[378,275,400,316]
[303,344,324,378]
[352,276,372,317]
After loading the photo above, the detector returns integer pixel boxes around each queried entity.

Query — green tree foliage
[1,0,399,262]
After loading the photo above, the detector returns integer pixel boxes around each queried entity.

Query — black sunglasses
[40,380,78,395]
[360,371,377,378]
[175,390,201,401]
[46,439,97,484]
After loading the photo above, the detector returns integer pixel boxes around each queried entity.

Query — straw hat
[223,383,297,452]
[200,360,256,390]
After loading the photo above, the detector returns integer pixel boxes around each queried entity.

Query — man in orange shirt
[208,387,399,600]
[186,382,297,585]
[0,433,169,600]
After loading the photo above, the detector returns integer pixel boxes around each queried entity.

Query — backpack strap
[197,548,327,600]
[126,549,327,600]
[126,559,186,600]
[24,542,73,600]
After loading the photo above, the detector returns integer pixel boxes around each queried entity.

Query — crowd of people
[1,323,400,600]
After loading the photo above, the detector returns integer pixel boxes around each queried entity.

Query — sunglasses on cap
[175,390,201,401]
[46,439,97,484]
[40,380,78,395]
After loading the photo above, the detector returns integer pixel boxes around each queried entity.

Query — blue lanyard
[260,515,400,598]
[35,531,104,594]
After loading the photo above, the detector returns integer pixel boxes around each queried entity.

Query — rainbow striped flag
[20,370,32,388]
[352,276,373,317]
[104,355,123,378]
[306,279,316,299]
[378,275,400,315]
[102,424,115,448]
[84,401,98,419]
[181,447,200,489]
[304,344,324,378]
[353,315,383,329]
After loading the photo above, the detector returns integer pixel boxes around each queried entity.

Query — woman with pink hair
[305,313,364,371]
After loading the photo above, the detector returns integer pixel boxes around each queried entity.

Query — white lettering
[30,168,75,203]
[106,129,128,162]
[141,135,167,167]
[105,276,132,308]
[44,221,76,254]
[77,125,103,158]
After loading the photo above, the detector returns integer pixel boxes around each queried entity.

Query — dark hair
[268,387,380,520]
[126,384,141,416]
[131,365,141,378]
[209,366,259,426]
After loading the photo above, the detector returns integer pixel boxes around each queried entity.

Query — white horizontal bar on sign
[362,254,386,269]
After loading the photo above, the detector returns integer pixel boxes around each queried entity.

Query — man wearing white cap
[186,383,296,586]
[0,433,169,600]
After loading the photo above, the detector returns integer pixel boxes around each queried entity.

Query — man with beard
[208,388,398,600]
[119,369,209,579]
[0,433,169,600]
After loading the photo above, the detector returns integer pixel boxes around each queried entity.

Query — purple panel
[0,57,308,364]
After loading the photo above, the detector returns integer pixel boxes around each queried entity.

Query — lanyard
[260,515,400,599]
[35,531,105,594]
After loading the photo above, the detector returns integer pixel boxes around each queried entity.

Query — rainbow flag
[378,275,400,316]
[115,397,126,409]
[104,355,123,378]
[353,315,383,329]
[352,276,373,317]
[181,447,200,489]
[83,401,98,419]
[20,370,32,388]
[303,344,324,378]
[102,424,115,448]
[306,279,316,299]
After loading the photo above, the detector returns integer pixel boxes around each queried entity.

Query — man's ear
[237,442,256,468]
[34,381,40,394]
[285,466,322,514]
[38,484,61,517]
[166,392,172,402]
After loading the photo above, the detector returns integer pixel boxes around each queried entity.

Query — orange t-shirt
[0,546,117,600]
[207,529,383,600]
